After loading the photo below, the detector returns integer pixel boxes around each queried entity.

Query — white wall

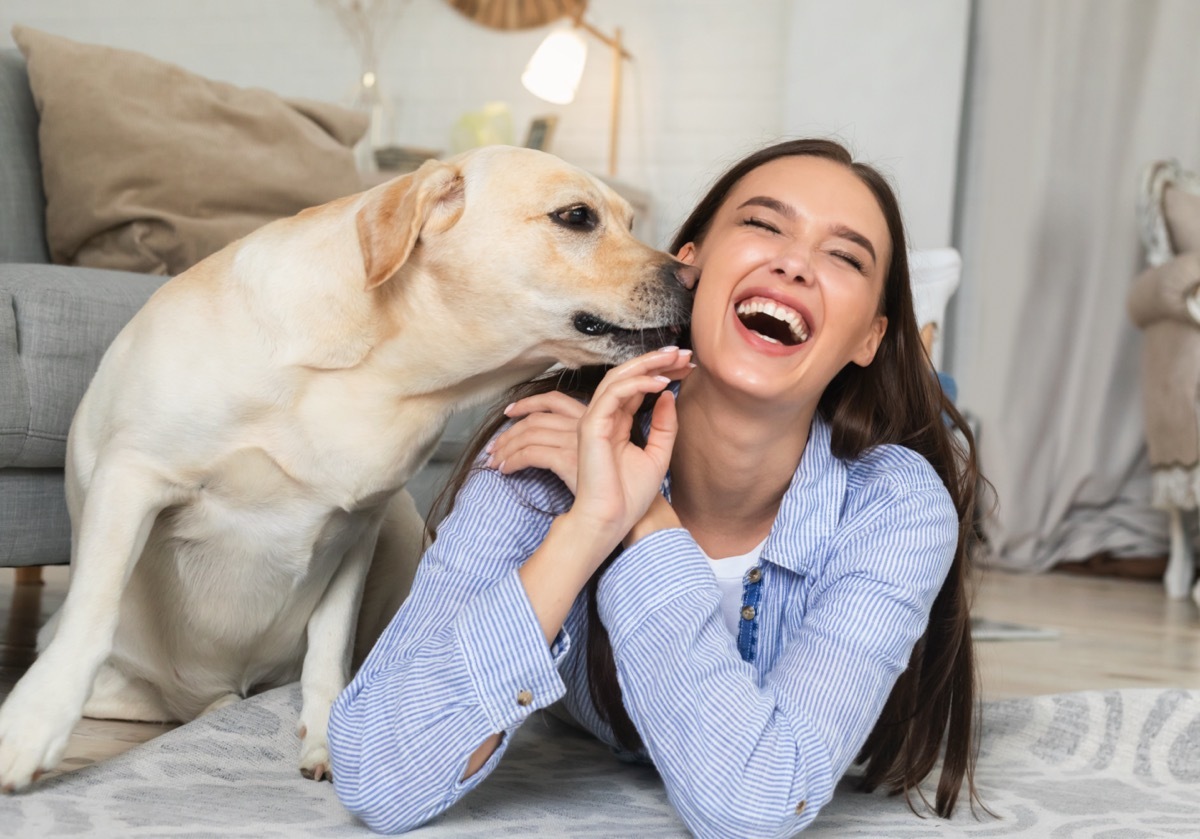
[1,0,968,250]
[783,0,970,250]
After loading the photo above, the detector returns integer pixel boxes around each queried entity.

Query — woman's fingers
[642,389,679,472]
[496,443,578,491]
[581,373,674,438]
[502,391,586,421]
[487,347,696,510]
[488,412,581,490]
[499,349,693,443]
[597,347,693,392]
[571,371,679,537]
[490,412,578,458]
[490,423,576,465]
[589,348,691,411]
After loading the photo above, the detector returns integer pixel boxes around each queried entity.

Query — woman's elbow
[328,724,453,833]
[672,779,814,839]
[332,767,446,836]
[346,800,435,836]
[682,805,805,839]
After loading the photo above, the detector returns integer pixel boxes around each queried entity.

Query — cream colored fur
[0,146,692,790]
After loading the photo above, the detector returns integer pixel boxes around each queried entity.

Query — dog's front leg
[0,458,169,791]
[296,515,383,782]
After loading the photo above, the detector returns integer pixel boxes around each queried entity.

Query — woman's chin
[696,357,792,403]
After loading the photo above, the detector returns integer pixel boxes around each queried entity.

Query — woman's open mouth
[734,296,811,347]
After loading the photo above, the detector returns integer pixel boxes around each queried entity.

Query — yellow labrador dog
[0,146,694,790]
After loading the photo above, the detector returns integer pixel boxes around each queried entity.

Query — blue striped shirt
[327,415,958,836]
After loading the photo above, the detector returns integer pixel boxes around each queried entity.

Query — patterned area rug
[2,686,1197,837]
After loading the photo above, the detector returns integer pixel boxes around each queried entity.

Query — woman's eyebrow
[738,196,878,264]
[829,224,877,264]
[737,196,795,219]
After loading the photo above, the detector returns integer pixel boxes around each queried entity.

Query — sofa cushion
[0,468,70,566]
[0,49,49,264]
[0,264,167,468]
[12,25,369,276]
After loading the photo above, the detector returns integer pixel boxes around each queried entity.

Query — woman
[328,138,983,836]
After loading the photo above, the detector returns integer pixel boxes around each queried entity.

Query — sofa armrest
[0,264,168,469]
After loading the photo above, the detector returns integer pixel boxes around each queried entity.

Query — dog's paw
[0,681,78,792]
[296,695,336,783]
[298,740,332,783]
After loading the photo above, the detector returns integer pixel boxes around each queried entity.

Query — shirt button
[740,605,756,621]
[795,799,807,815]
[516,690,533,706]
[746,567,762,584]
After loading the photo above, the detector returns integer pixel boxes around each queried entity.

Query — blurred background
[3,0,1200,589]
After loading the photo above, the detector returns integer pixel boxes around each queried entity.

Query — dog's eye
[551,204,598,231]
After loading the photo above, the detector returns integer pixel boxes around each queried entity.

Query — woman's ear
[852,316,888,367]
[676,242,697,265]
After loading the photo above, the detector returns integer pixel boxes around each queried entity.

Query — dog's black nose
[673,264,700,290]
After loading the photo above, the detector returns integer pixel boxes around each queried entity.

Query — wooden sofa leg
[14,566,44,586]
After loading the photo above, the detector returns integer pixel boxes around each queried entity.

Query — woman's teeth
[735,297,810,345]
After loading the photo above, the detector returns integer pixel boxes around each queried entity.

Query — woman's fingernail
[654,375,671,383]
[485,455,495,468]
[687,362,697,369]
[657,345,678,353]
[678,348,692,357]
[503,402,515,415]
[484,440,494,454]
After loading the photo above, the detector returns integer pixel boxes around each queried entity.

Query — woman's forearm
[330,566,572,831]
[518,513,614,645]
[460,514,611,777]
[624,494,682,547]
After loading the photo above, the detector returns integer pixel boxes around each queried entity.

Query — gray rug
[2,686,1198,837]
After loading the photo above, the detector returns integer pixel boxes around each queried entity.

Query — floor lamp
[521,17,632,177]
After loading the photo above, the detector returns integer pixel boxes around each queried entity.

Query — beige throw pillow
[13,25,369,275]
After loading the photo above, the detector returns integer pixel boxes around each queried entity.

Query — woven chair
[1129,159,1200,604]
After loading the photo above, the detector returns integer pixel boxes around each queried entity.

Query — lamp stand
[607,27,622,177]
[574,19,631,178]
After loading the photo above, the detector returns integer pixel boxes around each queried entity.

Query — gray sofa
[0,48,471,573]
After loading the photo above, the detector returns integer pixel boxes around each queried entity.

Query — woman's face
[679,155,890,408]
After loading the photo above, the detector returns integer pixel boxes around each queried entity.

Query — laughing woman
[327,138,984,836]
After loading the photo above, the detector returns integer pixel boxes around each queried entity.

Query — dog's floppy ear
[356,159,465,290]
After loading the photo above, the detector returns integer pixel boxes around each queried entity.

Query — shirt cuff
[596,528,718,648]
[455,566,569,732]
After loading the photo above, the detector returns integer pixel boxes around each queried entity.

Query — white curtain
[949,0,1200,571]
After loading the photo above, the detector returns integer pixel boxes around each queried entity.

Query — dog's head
[355,146,695,370]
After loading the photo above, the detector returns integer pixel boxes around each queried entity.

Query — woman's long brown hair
[428,138,985,818]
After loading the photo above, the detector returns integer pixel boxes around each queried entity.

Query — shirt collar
[762,414,845,575]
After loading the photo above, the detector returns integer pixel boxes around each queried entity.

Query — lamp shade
[521,28,587,104]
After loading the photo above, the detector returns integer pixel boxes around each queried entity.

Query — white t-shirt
[701,539,767,637]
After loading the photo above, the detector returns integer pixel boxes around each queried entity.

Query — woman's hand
[488,348,693,497]
[565,347,693,547]
[511,349,692,649]
[487,391,587,493]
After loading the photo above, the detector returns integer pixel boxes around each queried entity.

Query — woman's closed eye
[742,216,781,234]
[831,250,867,274]
[743,215,870,274]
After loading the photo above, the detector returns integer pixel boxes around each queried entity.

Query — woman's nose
[768,244,812,284]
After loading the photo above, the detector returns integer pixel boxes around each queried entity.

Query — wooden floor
[2,564,1198,781]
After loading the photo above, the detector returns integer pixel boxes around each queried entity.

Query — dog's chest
[168,447,378,582]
